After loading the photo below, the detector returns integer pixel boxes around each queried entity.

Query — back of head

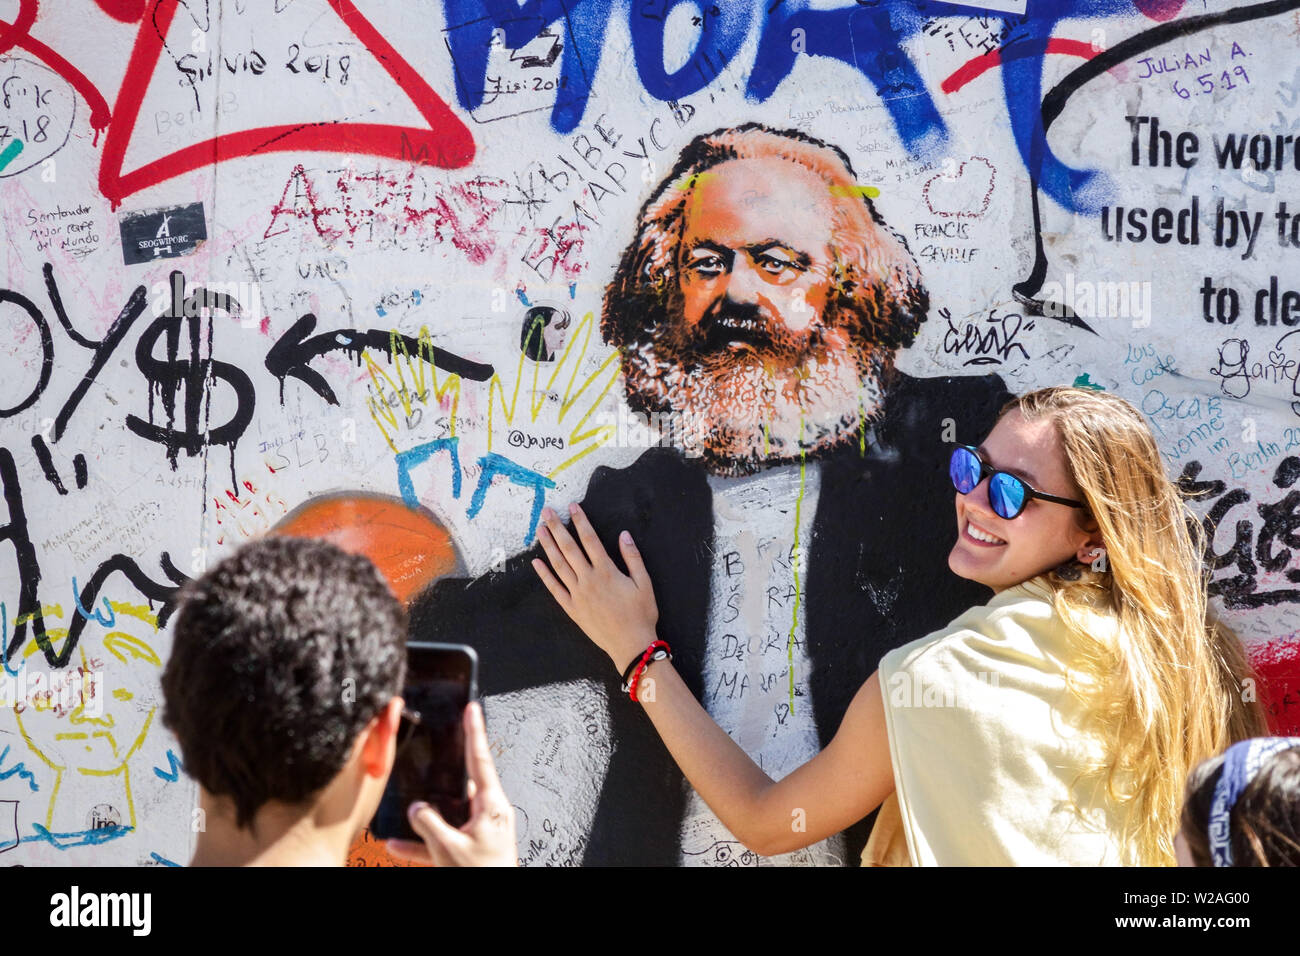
[1182,744,1300,866]
[162,536,407,828]
[1003,386,1266,864]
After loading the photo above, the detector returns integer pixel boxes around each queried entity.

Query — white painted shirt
[678,462,846,866]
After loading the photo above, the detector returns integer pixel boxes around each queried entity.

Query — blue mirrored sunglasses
[948,445,1086,520]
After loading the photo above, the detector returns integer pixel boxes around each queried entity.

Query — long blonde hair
[1005,387,1266,866]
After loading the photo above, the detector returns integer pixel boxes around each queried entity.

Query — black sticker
[118,201,206,265]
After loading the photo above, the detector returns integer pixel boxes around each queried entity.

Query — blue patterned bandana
[1208,736,1300,866]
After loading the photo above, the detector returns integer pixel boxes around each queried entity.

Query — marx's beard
[615,291,892,477]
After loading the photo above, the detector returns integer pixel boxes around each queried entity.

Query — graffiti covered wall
[2,0,1299,866]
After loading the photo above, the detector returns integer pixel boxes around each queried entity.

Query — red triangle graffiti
[89,0,476,207]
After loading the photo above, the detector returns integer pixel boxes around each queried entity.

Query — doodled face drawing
[12,594,162,832]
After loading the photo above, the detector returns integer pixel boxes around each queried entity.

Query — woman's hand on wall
[529,503,895,857]
[531,503,659,672]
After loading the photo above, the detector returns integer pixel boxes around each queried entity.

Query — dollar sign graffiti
[125,272,255,482]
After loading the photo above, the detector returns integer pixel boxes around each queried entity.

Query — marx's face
[611,152,912,477]
[675,157,837,350]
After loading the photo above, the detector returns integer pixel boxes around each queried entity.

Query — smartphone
[370,642,479,841]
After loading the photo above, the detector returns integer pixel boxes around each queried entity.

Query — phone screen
[370,643,477,841]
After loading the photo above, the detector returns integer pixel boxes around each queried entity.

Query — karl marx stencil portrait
[405,123,1010,865]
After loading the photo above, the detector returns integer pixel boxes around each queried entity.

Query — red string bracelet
[620,640,669,693]
[625,640,671,703]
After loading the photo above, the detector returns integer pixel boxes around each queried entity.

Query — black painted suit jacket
[409,370,1011,865]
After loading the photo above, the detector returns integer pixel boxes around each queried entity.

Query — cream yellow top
[863,577,1127,867]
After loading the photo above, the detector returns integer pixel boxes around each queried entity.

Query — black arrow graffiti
[264,313,495,405]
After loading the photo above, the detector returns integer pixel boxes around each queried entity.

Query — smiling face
[948,409,1102,592]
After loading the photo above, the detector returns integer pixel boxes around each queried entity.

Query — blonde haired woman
[530,386,1265,865]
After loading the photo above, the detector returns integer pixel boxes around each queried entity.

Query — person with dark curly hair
[1178,738,1300,867]
[163,536,515,866]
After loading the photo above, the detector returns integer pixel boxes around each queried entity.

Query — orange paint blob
[270,493,460,603]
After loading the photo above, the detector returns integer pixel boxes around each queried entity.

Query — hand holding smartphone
[373,642,517,866]
[372,642,478,839]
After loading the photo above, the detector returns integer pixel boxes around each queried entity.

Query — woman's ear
[1074,514,1106,570]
